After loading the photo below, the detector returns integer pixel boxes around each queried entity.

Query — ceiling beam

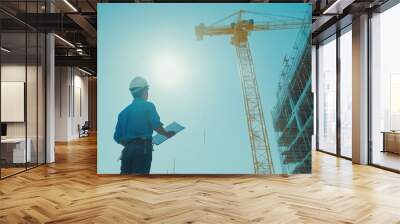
[67,13,97,44]
[55,55,96,71]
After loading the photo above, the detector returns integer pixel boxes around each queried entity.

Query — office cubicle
[0,1,46,179]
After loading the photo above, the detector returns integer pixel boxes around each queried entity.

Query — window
[317,35,337,154]
[370,3,400,171]
[339,27,352,158]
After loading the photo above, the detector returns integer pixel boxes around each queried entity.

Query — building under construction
[272,23,313,174]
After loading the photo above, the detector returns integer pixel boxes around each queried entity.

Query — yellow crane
[195,10,309,174]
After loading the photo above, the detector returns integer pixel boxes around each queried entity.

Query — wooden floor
[1,135,400,224]
[1,167,26,178]
[373,150,400,171]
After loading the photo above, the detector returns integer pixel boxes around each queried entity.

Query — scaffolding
[272,20,313,174]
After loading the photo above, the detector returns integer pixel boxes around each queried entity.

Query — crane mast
[236,42,274,174]
[195,10,307,174]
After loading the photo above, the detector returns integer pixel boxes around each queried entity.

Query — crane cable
[208,10,309,28]
[244,10,307,21]
[209,11,240,27]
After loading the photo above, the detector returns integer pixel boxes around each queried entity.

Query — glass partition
[0,1,46,179]
[1,31,28,177]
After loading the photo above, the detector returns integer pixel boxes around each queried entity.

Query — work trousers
[120,139,153,174]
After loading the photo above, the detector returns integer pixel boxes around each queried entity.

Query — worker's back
[114,98,162,145]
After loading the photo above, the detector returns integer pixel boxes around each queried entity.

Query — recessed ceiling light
[63,0,78,12]
[322,0,353,15]
[1,47,11,53]
[54,34,75,48]
[78,67,93,76]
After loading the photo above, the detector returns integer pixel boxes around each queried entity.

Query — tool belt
[126,138,152,145]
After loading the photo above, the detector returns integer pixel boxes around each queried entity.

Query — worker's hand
[165,131,176,138]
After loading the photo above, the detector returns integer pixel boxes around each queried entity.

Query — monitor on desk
[1,123,7,138]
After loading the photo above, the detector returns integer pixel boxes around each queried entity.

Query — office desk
[382,131,400,154]
[1,138,31,163]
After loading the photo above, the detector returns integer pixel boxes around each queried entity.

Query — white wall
[71,73,89,138]
[55,67,69,141]
[1,65,40,137]
[1,65,28,141]
[55,67,89,141]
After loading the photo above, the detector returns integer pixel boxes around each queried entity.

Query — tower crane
[195,10,309,174]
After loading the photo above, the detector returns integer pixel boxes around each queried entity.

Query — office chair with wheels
[78,121,90,138]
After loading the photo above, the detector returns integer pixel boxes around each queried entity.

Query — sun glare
[153,53,186,88]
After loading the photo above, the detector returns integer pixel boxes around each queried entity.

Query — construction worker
[114,76,175,174]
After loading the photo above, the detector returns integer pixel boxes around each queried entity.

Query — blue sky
[98,3,311,174]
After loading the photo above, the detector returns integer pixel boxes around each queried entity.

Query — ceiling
[0,0,393,75]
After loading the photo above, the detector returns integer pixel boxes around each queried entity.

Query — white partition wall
[54,67,89,141]
[1,82,24,122]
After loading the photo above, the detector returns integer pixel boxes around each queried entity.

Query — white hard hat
[129,76,149,93]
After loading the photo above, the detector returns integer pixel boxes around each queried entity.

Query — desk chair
[78,121,90,138]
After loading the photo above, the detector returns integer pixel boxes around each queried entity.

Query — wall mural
[98,3,312,175]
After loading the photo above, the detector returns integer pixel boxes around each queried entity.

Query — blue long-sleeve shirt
[114,98,163,145]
